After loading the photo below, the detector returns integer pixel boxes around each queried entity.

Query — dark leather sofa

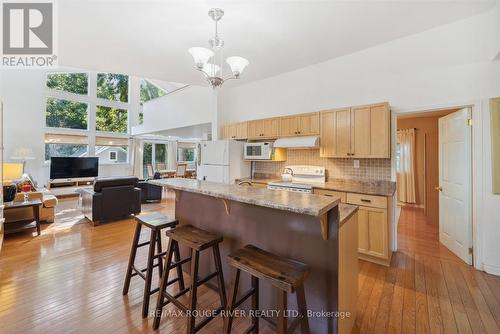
[81,176,141,224]
[138,173,162,203]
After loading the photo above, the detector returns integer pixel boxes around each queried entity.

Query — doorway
[396,107,473,264]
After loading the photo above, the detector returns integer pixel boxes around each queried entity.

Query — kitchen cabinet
[247,117,280,139]
[313,189,346,202]
[280,112,319,137]
[223,121,248,140]
[320,103,390,158]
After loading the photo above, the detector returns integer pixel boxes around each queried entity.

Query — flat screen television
[50,157,99,179]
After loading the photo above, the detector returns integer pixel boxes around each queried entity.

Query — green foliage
[155,143,167,163]
[45,144,88,160]
[140,80,166,103]
[46,98,88,129]
[178,147,195,161]
[96,106,128,133]
[47,73,88,95]
[97,73,129,102]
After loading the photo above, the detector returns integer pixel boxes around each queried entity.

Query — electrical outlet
[353,160,360,169]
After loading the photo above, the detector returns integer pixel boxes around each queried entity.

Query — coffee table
[4,199,43,236]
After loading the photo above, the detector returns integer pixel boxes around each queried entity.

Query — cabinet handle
[360,199,372,203]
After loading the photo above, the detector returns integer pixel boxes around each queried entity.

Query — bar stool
[122,212,184,318]
[224,245,310,334]
[153,225,227,333]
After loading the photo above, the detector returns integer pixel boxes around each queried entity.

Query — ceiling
[58,0,496,86]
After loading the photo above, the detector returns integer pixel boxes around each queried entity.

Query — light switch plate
[353,160,360,169]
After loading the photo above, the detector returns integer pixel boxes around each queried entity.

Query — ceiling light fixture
[188,8,249,89]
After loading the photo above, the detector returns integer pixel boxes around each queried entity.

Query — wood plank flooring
[1,197,500,333]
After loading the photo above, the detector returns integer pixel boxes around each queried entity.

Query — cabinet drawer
[347,193,387,209]
[313,189,346,202]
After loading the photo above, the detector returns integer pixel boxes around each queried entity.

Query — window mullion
[88,72,98,156]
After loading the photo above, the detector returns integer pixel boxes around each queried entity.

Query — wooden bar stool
[224,245,310,334]
[153,225,227,333]
[122,212,185,318]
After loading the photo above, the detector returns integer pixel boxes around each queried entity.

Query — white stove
[267,165,325,194]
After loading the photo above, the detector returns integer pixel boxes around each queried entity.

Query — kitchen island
[150,178,358,334]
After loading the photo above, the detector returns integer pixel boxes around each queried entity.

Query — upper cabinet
[223,121,248,140]
[320,102,390,159]
[280,112,320,137]
[247,117,280,139]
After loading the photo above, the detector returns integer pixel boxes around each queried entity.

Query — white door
[438,108,472,264]
[201,141,229,166]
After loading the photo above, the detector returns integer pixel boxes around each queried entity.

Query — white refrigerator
[197,140,250,184]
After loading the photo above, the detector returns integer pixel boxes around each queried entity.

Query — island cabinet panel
[354,206,389,265]
[248,118,280,139]
[320,103,390,158]
[280,112,320,137]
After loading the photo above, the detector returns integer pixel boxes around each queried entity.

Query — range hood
[273,136,320,149]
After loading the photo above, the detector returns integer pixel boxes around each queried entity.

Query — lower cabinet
[314,189,392,266]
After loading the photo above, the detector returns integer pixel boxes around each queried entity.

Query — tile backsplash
[255,149,392,181]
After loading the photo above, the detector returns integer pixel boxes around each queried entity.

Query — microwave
[244,142,273,160]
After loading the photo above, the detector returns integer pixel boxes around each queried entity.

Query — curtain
[131,138,144,179]
[397,128,416,203]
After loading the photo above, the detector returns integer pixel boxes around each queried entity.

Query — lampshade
[188,47,214,69]
[226,56,249,77]
[3,163,24,182]
[202,63,221,77]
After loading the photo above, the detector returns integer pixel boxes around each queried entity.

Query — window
[140,79,166,103]
[142,142,168,177]
[46,97,88,130]
[44,134,88,161]
[95,136,129,164]
[47,73,88,95]
[177,143,197,169]
[96,106,128,133]
[155,144,167,166]
[97,73,129,102]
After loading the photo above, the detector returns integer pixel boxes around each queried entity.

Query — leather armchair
[137,181,162,203]
[81,176,141,224]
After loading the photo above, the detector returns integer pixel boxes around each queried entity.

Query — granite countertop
[339,203,358,226]
[236,177,396,197]
[150,178,340,217]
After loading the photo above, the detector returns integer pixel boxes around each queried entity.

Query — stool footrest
[242,323,257,334]
[194,306,224,333]
[149,287,160,295]
[235,288,256,309]
[161,287,190,312]
[131,265,146,280]
[169,257,192,269]
[153,251,167,259]
[196,271,219,287]
[137,240,150,248]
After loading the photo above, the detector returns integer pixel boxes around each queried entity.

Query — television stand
[48,178,95,198]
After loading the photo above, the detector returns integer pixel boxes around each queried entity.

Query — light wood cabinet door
[351,103,390,158]
[223,125,231,139]
[320,108,352,157]
[320,111,335,157]
[297,112,320,135]
[236,122,248,139]
[247,120,263,139]
[357,206,388,259]
[262,117,280,138]
[280,116,299,136]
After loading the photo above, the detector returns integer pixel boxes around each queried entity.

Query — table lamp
[3,163,24,202]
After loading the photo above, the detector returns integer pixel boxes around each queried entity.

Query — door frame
[394,100,483,270]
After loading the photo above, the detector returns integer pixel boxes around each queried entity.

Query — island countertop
[150,178,340,217]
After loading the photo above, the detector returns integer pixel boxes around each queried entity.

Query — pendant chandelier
[188,8,249,89]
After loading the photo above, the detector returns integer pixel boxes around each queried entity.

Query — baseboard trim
[483,264,500,276]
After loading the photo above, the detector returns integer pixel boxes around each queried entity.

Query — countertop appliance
[267,165,325,193]
[197,140,250,184]
[244,142,273,160]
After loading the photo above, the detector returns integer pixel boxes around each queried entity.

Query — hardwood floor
[1,198,499,333]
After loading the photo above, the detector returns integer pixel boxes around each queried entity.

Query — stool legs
[122,223,142,295]
[142,228,158,318]
[187,249,200,334]
[251,276,259,334]
[224,269,241,334]
[153,238,174,330]
[277,290,288,334]
[173,241,185,290]
[156,231,163,277]
[296,286,310,334]
[213,244,227,310]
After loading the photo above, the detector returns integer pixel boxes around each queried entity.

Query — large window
[44,134,88,161]
[140,79,166,103]
[142,142,168,177]
[46,97,88,130]
[45,71,131,164]
[97,73,129,102]
[47,73,88,95]
[96,106,128,133]
[177,143,197,169]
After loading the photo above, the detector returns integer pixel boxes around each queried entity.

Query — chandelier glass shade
[188,8,249,88]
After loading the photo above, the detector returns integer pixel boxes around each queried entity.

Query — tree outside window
[140,80,166,103]
[45,144,88,160]
[46,97,88,130]
[97,73,129,102]
[47,73,88,95]
[96,106,128,133]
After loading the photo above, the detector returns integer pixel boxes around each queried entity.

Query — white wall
[132,85,217,138]
[220,4,500,274]
[0,69,138,187]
